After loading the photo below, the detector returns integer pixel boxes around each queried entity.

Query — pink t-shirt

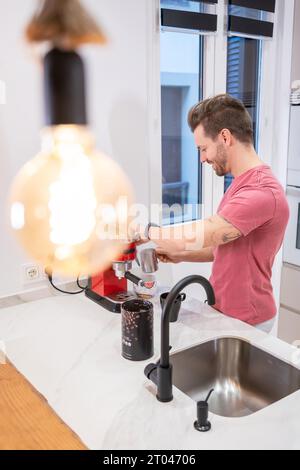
[209,165,289,325]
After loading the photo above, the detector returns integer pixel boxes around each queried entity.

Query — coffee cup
[160,292,186,323]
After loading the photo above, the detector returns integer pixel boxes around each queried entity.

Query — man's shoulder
[233,166,284,197]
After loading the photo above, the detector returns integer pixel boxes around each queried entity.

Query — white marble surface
[0,293,300,450]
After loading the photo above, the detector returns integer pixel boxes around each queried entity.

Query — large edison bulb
[10,125,134,277]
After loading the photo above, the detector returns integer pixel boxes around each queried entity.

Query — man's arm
[202,214,242,248]
[148,215,241,252]
[156,246,215,264]
[180,246,215,262]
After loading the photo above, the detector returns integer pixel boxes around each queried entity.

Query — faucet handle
[144,362,158,381]
[194,388,214,432]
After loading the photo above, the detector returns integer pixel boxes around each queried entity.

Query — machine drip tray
[85,289,136,313]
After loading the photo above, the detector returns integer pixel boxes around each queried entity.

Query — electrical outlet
[21,264,47,284]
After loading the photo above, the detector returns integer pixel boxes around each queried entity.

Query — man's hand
[128,222,161,246]
[156,248,183,264]
[127,223,149,245]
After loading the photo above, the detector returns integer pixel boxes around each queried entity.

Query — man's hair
[188,94,254,145]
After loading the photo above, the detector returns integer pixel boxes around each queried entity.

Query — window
[160,1,206,224]
[225,36,262,191]
[225,3,264,192]
[159,1,272,206]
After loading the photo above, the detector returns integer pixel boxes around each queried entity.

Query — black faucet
[144,275,215,403]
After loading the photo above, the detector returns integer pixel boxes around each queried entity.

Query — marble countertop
[0,292,300,450]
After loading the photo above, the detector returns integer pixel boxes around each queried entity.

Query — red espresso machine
[85,242,156,313]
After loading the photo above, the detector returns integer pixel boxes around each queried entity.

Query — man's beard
[212,144,228,176]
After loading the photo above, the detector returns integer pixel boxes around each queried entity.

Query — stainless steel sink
[170,337,300,417]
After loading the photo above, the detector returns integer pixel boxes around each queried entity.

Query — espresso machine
[85,242,158,313]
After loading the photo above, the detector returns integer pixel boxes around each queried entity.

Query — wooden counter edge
[0,358,88,450]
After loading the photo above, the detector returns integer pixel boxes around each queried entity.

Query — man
[136,94,289,332]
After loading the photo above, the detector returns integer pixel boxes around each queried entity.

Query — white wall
[0,0,42,297]
[0,0,151,297]
[291,0,300,82]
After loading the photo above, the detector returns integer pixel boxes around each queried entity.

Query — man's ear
[220,128,232,146]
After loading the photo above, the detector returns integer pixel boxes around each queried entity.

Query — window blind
[229,0,275,13]
[228,0,276,38]
[161,1,218,33]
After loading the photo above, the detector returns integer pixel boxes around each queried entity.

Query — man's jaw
[209,161,227,176]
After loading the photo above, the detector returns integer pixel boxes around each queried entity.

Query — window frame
[148,0,292,218]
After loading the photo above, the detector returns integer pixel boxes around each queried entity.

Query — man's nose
[200,153,207,164]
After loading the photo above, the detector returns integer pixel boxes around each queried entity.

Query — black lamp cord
[47,271,88,295]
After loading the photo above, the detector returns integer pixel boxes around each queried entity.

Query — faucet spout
[144,275,215,402]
